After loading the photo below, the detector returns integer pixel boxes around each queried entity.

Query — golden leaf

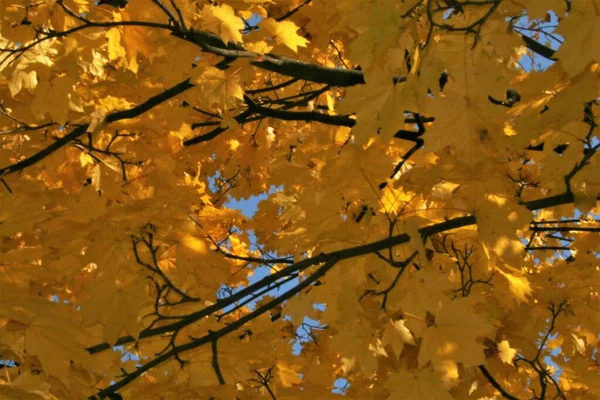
[497,340,518,364]
[260,18,309,52]
[105,28,126,61]
[197,4,245,44]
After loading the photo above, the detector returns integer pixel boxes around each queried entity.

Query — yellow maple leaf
[334,126,352,145]
[260,18,309,52]
[497,269,533,304]
[275,360,302,388]
[382,318,416,356]
[497,339,518,364]
[391,318,416,345]
[82,279,148,345]
[0,372,54,400]
[1,298,92,385]
[30,76,77,124]
[378,185,412,215]
[417,299,494,367]
[245,40,274,54]
[79,152,94,167]
[121,12,153,73]
[105,28,126,61]
[554,14,600,77]
[570,333,586,355]
[8,70,38,97]
[192,66,244,108]
[197,4,244,44]
[25,314,92,384]
[97,95,133,112]
[386,368,453,400]
[64,186,106,223]
[336,70,407,142]
[177,234,209,283]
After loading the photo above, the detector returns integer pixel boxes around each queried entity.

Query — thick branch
[520,34,556,60]
[85,188,598,398]
[2,11,556,90]
[243,95,355,127]
[211,337,226,385]
[85,184,594,354]
[0,124,87,176]
[91,258,338,399]
[276,0,312,22]
[0,79,194,177]
[479,365,520,400]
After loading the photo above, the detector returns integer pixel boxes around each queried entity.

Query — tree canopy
[1,0,600,399]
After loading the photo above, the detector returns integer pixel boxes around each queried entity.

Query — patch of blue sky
[224,190,270,219]
[211,183,294,313]
[512,10,562,72]
[331,377,350,395]
[544,346,563,379]
[292,316,327,355]
[113,345,141,363]
[215,266,298,315]
[245,14,263,30]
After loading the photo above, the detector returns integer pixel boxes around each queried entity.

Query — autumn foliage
[1,0,600,399]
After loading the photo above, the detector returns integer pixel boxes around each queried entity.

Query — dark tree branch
[250,367,278,400]
[132,224,200,303]
[0,104,56,135]
[151,0,183,28]
[86,216,474,355]
[276,0,312,22]
[520,34,557,61]
[243,94,354,127]
[0,79,194,177]
[184,108,253,146]
[215,273,299,321]
[90,257,338,398]
[432,235,493,297]
[2,5,557,91]
[211,336,226,385]
[70,130,143,182]
[246,78,300,95]
[526,246,569,251]
[379,112,432,190]
[423,0,502,48]
[183,126,228,145]
[177,29,367,87]
[84,183,599,397]
[513,301,569,400]
[479,365,520,400]
[168,0,187,29]
[207,233,294,265]
[0,178,12,193]
[361,251,418,309]
[0,20,172,68]
[0,124,88,176]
